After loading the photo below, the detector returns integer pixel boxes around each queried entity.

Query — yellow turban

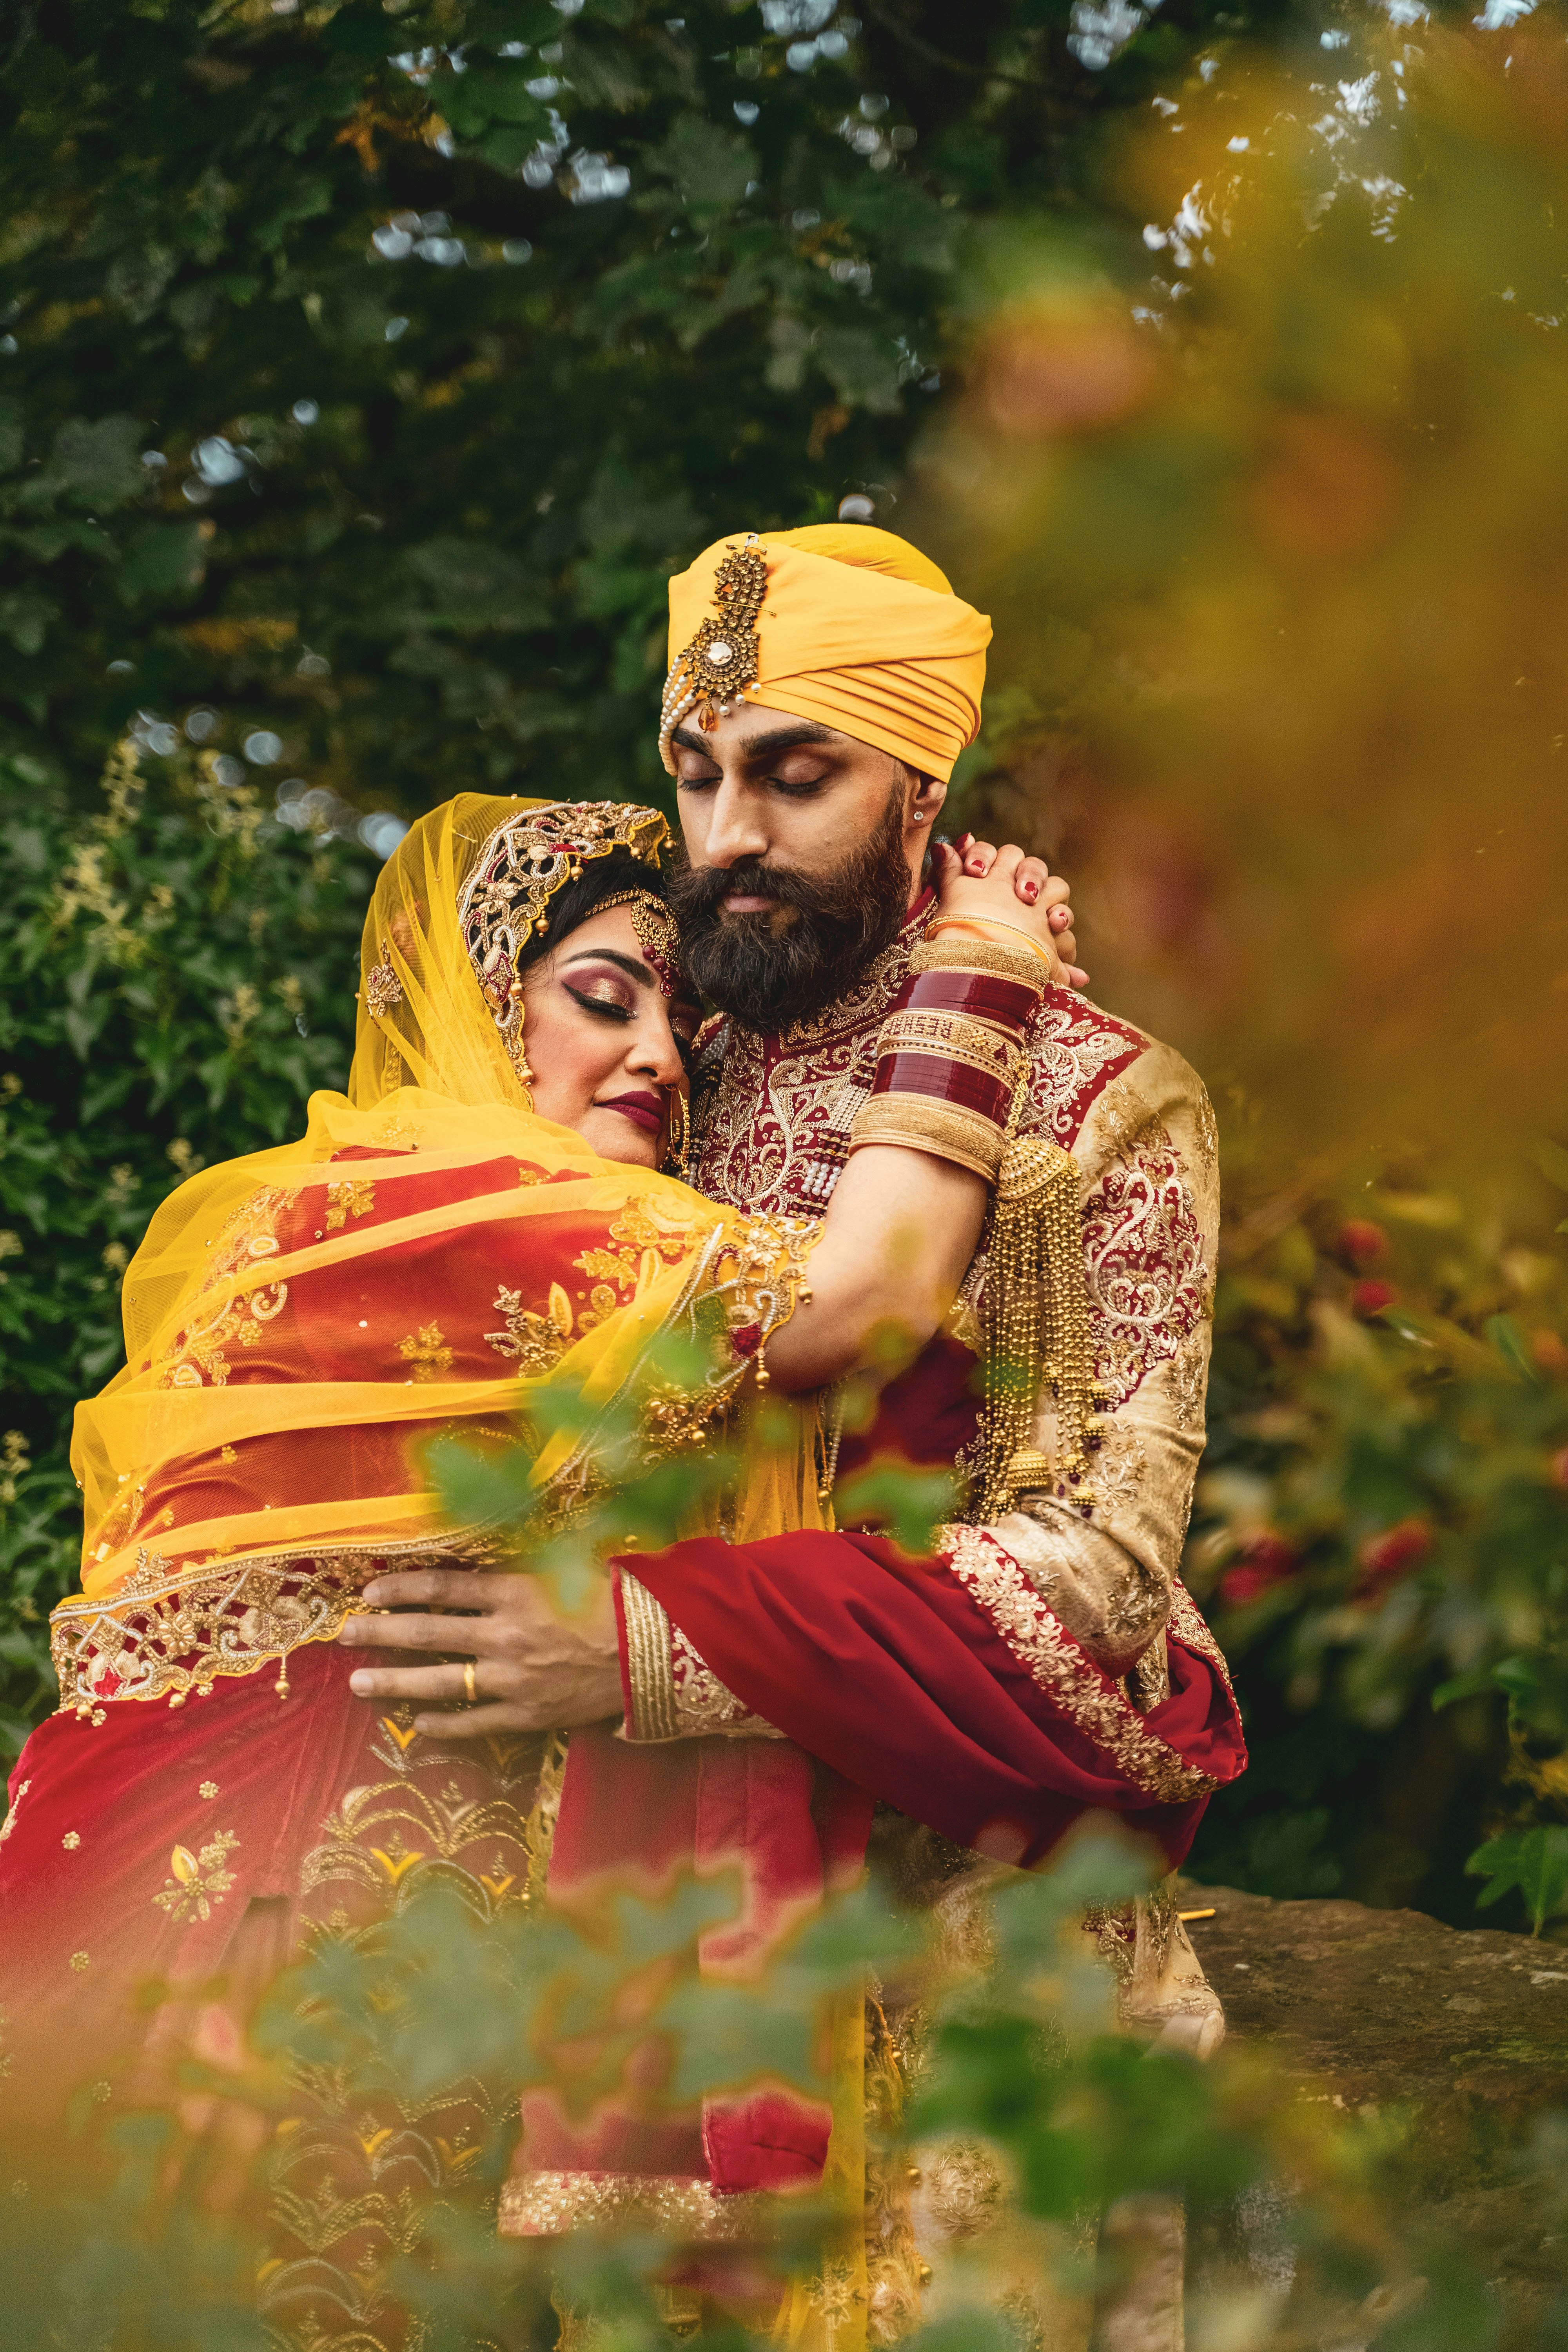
[660,523,991,783]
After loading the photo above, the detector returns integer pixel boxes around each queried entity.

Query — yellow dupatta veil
[54,796,825,1712]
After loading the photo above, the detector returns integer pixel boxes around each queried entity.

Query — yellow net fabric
[68,795,826,1612]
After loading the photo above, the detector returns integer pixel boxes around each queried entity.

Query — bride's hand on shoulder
[931,833,1088,990]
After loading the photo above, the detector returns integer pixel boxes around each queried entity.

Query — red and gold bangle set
[849,925,1055,1178]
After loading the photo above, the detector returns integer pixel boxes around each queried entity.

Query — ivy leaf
[1465,1825,1568,1935]
[818,325,903,415]
[658,114,755,217]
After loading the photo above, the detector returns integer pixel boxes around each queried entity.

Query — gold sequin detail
[397,1320,453,1381]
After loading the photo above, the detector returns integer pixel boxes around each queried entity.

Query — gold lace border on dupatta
[50,1532,484,1719]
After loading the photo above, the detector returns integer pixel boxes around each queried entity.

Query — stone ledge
[1179,1880,1568,2344]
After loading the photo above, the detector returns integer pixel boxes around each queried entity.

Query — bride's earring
[664,1087,690,1178]
[511,1004,535,1109]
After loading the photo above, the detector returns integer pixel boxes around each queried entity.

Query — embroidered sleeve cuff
[616,1567,678,1741]
[614,1566,781,1742]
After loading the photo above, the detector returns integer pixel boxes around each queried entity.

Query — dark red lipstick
[598,1090,663,1136]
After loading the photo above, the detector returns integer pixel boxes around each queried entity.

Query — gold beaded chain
[976,1124,1108,1522]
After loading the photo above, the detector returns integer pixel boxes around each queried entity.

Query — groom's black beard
[667,784,912,1033]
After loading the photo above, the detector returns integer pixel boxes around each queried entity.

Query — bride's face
[520,903,699,1167]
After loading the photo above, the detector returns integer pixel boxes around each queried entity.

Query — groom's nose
[696,773,771,869]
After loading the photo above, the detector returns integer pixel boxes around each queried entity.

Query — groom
[345,515,1242,1954]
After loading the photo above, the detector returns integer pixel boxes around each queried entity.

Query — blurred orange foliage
[915,12,1568,1200]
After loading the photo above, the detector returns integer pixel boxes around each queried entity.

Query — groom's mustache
[669,857,840,930]
[666,791,910,1031]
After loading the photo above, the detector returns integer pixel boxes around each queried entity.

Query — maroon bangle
[868,1054,1013,1124]
[898,970,1041,1031]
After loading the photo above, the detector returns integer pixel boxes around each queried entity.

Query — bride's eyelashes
[562,975,635,1023]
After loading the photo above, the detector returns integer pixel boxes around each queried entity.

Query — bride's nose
[626,1007,686,1090]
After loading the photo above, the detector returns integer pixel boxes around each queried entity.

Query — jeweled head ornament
[659,534,768,768]
[660,524,992,784]
[456,800,677,1089]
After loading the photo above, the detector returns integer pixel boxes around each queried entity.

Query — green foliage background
[5,0,1568,1942]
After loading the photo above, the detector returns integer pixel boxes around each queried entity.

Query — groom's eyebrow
[670,720,838,764]
[563,948,656,989]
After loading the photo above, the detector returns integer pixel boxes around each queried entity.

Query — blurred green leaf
[832,1461,958,1555]
[1465,1826,1568,1935]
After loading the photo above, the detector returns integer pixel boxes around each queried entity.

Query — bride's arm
[763,842,1072,1394]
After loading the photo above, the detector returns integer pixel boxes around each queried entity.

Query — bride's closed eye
[561,967,637,1022]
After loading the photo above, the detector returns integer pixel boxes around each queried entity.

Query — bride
[0,792,1065,2153]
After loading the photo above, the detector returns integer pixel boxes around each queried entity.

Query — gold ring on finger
[463,1660,477,1705]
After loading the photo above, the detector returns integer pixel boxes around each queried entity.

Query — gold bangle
[929,916,1057,969]
[848,1095,1007,1180]
[910,934,1049,990]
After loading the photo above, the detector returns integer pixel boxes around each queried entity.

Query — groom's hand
[338,1569,622,1737]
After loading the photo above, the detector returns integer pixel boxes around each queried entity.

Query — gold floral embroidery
[153,1828,240,1923]
[573,1196,698,1294]
[298,1754,540,1916]
[1167,1331,1209,1433]
[200,1780,219,1798]
[1166,1577,1236,1701]
[61,1831,81,1851]
[156,1183,298,1389]
[69,1952,89,1972]
[397,1320,453,1381]
[574,1281,621,1336]
[1092,1416,1148,1510]
[485,1281,573,1373]
[0,1779,29,1844]
[939,1525,1216,1805]
[324,1176,376,1230]
[619,1573,779,1742]
[670,1621,778,1738]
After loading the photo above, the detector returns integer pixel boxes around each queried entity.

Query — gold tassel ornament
[976,1132,1107,1521]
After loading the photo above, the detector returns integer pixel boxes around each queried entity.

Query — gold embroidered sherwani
[619,892,1235,2017]
[610,893,1241,2343]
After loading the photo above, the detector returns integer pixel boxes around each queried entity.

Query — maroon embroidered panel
[1016,989,1145,1154]
[690,896,936,1217]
